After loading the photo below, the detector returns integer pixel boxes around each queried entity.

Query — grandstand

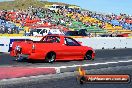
[0,0,132,37]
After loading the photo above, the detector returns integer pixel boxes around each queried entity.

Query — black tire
[84,51,92,60]
[45,52,56,63]
[15,55,24,62]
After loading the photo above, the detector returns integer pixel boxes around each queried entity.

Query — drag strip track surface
[1,65,132,88]
[0,49,132,67]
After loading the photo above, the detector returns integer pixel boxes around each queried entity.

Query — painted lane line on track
[55,59,132,69]
[35,59,132,73]
[118,60,132,63]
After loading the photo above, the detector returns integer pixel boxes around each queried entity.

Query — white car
[30,28,64,36]
[48,4,62,12]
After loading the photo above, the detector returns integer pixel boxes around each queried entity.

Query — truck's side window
[64,37,81,46]
[45,36,60,43]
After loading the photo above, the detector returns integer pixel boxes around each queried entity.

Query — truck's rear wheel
[45,52,56,63]
[15,54,24,62]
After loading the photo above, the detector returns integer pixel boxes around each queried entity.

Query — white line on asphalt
[54,59,132,73]
[30,59,132,73]
[36,59,132,69]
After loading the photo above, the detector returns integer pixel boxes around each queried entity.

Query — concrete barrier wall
[0,38,10,52]
[75,37,132,49]
[0,36,132,52]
